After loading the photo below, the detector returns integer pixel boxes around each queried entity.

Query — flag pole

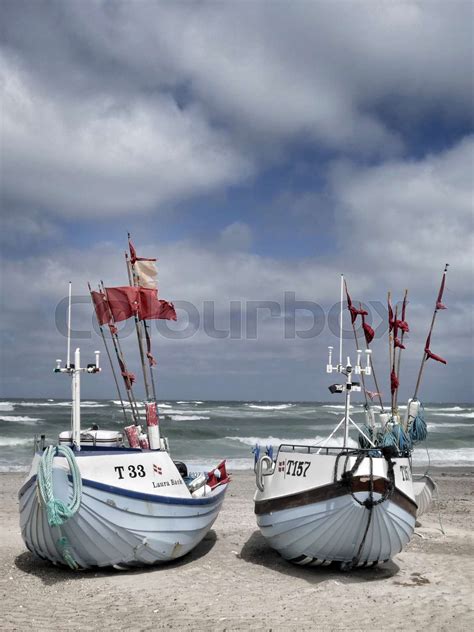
[339,274,344,370]
[125,250,154,402]
[359,301,385,412]
[388,291,393,390]
[101,282,142,425]
[391,306,398,417]
[393,289,408,412]
[413,264,449,400]
[88,283,128,425]
[344,281,368,407]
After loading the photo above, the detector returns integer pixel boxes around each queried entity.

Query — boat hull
[254,448,416,567]
[19,450,228,569]
[413,474,436,517]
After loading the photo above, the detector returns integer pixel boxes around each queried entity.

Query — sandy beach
[1,468,472,631]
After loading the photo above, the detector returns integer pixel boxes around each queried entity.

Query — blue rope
[358,424,374,449]
[265,445,274,460]
[252,444,261,466]
[409,403,428,443]
[382,424,412,451]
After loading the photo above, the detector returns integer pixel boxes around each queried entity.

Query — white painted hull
[254,449,417,567]
[413,475,436,517]
[19,450,228,569]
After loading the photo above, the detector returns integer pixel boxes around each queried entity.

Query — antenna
[66,281,72,369]
[339,274,344,369]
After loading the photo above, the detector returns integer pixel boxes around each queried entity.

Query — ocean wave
[412,448,474,465]
[168,415,211,421]
[0,402,14,412]
[0,416,43,424]
[431,412,474,418]
[0,464,29,473]
[176,401,204,405]
[246,404,295,411]
[226,435,358,448]
[14,401,106,408]
[0,437,31,447]
[184,457,253,472]
[426,406,467,412]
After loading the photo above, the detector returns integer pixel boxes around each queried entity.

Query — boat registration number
[284,460,311,477]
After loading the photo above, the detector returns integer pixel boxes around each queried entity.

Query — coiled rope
[38,445,82,527]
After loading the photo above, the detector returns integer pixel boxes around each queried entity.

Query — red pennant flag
[91,291,109,326]
[361,310,374,344]
[390,369,399,395]
[388,295,394,332]
[396,319,409,333]
[345,284,367,324]
[362,321,375,345]
[436,272,447,310]
[365,389,382,401]
[129,238,156,265]
[117,356,136,389]
[105,287,139,322]
[144,322,157,367]
[424,333,446,364]
[394,337,406,349]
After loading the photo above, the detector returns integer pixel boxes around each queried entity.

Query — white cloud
[329,136,474,294]
[0,56,252,215]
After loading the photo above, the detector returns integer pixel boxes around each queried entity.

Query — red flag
[117,356,136,389]
[362,321,375,345]
[91,291,109,326]
[396,319,409,333]
[390,369,399,395]
[144,322,157,367]
[129,238,156,265]
[206,460,229,489]
[105,287,139,322]
[436,272,447,310]
[344,284,367,324]
[138,288,177,321]
[394,337,406,350]
[388,295,394,332]
[425,332,447,364]
[365,389,382,401]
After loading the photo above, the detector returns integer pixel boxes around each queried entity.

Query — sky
[0,0,473,403]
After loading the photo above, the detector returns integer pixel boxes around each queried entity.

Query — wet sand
[1,468,473,631]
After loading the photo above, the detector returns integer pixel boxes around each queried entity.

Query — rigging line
[88,282,128,425]
[358,301,384,413]
[343,280,368,407]
[101,282,141,425]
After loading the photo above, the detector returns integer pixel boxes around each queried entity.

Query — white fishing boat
[19,238,229,570]
[254,269,449,569]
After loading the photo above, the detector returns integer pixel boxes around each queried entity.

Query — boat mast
[66,281,72,369]
[339,274,344,370]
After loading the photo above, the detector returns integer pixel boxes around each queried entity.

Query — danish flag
[153,464,162,475]
[278,461,285,473]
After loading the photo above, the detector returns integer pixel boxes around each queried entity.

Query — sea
[0,399,472,473]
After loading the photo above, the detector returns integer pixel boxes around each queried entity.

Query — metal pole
[344,281,368,407]
[413,264,449,400]
[339,274,344,369]
[343,358,352,448]
[72,347,81,450]
[67,281,72,369]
